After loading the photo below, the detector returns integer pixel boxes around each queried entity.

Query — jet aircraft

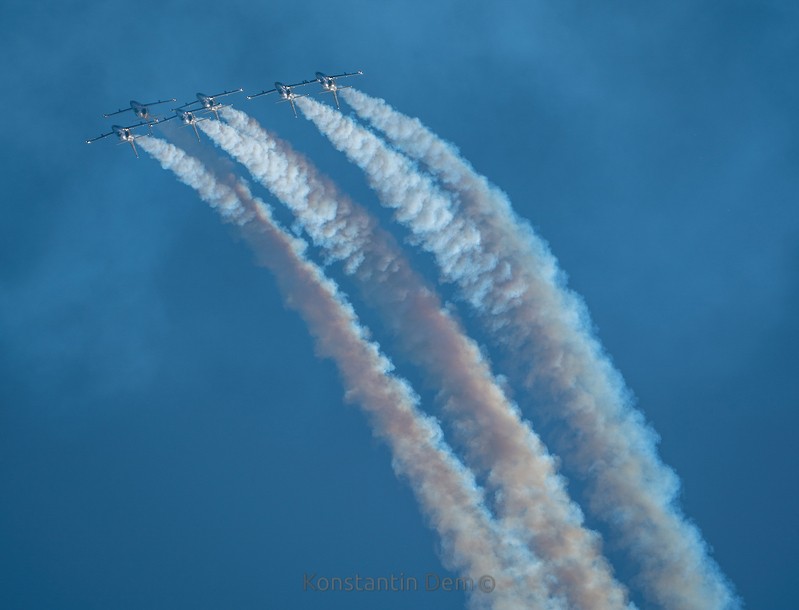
[159,108,210,142]
[85,121,154,158]
[312,70,363,109]
[103,98,176,122]
[176,89,244,120]
[247,81,314,118]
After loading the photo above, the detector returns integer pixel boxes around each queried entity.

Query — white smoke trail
[299,94,738,610]
[137,135,560,610]
[198,108,632,610]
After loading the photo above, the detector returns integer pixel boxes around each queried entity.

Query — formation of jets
[86,70,363,157]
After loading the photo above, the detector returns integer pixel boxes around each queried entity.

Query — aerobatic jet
[103,98,176,122]
[247,81,314,118]
[313,70,363,109]
[176,88,244,120]
[159,108,210,142]
[85,121,154,158]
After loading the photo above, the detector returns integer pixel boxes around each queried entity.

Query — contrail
[200,108,632,609]
[299,94,738,610]
[137,135,561,610]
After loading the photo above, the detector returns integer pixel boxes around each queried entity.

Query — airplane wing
[158,114,179,124]
[103,107,132,118]
[325,70,363,80]
[185,106,216,116]
[208,88,244,99]
[246,88,277,100]
[140,97,177,107]
[287,80,314,89]
[126,120,157,130]
[86,129,115,144]
[175,100,202,111]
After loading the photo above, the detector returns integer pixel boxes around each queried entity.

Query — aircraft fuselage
[316,73,336,91]
[130,101,150,119]
[112,125,134,142]
[195,93,210,107]
[275,82,295,100]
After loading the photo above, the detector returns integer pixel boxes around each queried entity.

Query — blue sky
[1,1,797,608]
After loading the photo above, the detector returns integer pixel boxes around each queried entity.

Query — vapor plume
[137,135,559,610]
[299,93,738,610]
[197,108,631,609]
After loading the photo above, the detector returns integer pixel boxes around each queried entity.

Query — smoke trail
[198,108,632,609]
[299,94,738,610]
[137,135,560,610]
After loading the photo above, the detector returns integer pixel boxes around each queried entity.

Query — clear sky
[1,1,797,609]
